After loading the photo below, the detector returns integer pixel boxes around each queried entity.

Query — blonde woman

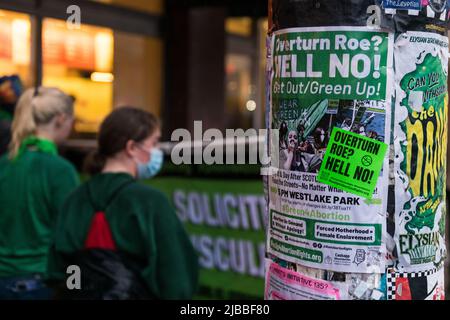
[0,87,79,300]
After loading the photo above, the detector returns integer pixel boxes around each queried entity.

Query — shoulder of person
[0,152,76,174]
[124,182,171,206]
[40,153,77,174]
[32,154,79,188]
[109,181,176,224]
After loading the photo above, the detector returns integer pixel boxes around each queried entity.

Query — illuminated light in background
[95,31,114,72]
[91,72,114,83]
[12,18,30,65]
[246,100,257,112]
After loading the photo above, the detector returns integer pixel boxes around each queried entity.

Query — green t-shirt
[47,173,199,299]
[0,144,80,277]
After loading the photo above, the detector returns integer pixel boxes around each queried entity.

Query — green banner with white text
[147,178,266,300]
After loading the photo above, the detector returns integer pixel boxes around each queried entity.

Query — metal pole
[33,15,42,87]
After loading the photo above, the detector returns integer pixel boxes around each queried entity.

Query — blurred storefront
[0,10,32,89]
[164,1,268,136]
[0,0,267,138]
[0,0,163,136]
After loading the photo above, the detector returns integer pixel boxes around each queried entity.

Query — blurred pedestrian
[0,119,11,156]
[0,87,80,300]
[47,107,198,300]
[0,75,23,156]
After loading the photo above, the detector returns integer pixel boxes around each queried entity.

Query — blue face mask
[137,148,164,180]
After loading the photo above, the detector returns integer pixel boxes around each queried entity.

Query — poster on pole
[386,266,445,300]
[264,259,349,300]
[317,127,388,199]
[267,27,394,273]
[392,31,448,273]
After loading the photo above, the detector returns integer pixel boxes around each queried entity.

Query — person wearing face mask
[0,87,79,300]
[46,107,198,300]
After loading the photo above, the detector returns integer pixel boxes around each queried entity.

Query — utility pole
[265,0,448,300]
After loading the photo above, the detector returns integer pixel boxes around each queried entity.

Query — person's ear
[54,113,66,129]
[125,140,139,159]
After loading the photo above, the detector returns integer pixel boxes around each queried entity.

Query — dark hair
[84,107,160,175]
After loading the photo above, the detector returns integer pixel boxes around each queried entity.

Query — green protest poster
[271,27,390,132]
[317,127,388,199]
[146,177,265,300]
[267,27,393,274]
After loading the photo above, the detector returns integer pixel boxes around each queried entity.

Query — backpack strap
[86,178,135,213]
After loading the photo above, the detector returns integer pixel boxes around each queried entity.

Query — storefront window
[0,10,31,86]
[257,18,268,128]
[225,17,267,130]
[226,17,252,37]
[113,31,163,118]
[41,18,164,136]
[226,53,253,129]
[42,19,114,134]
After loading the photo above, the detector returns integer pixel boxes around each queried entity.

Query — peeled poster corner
[264,0,449,301]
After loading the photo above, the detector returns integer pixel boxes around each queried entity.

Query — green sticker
[317,127,388,199]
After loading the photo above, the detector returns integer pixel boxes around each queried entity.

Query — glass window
[226,17,252,37]
[42,19,114,135]
[91,0,164,15]
[42,19,164,136]
[226,53,253,129]
[113,31,163,118]
[225,17,268,130]
[0,10,31,85]
[256,18,268,128]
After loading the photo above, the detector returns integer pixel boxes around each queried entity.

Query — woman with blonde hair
[0,87,80,299]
